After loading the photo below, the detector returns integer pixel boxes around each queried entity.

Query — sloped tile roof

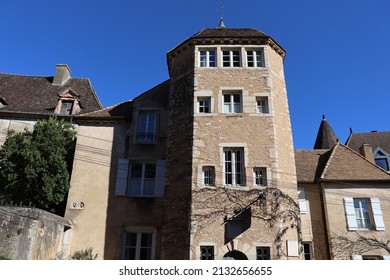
[193,28,270,39]
[295,149,330,182]
[321,143,390,181]
[0,73,102,115]
[346,131,390,154]
[295,143,390,183]
[79,101,132,118]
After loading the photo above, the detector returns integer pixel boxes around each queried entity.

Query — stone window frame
[246,47,265,68]
[198,48,217,68]
[219,143,248,189]
[221,48,242,67]
[253,167,268,188]
[221,90,243,114]
[197,242,217,260]
[194,90,216,116]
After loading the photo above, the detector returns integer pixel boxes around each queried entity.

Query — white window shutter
[287,240,299,257]
[115,158,129,196]
[351,255,363,260]
[344,197,357,230]
[371,197,385,231]
[383,255,390,260]
[155,160,166,197]
[298,188,307,214]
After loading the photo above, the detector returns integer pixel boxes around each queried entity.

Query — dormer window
[54,88,81,115]
[60,100,74,115]
[374,148,390,171]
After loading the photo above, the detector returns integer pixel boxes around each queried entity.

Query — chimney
[52,64,71,86]
[359,143,375,163]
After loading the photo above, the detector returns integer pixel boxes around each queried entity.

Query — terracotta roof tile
[295,149,330,182]
[0,73,102,115]
[321,143,390,181]
[346,131,390,154]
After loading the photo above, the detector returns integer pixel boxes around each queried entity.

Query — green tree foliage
[0,117,76,213]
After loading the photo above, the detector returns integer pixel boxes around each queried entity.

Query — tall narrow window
[223,93,242,113]
[202,166,215,186]
[253,167,267,187]
[256,246,271,260]
[200,246,214,260]
[354,198,372,230]
[247,49,265,67]
[302,242,313,260]
[256,97,269,114]
[224,147,245,186]
[222,50,241,67]
[123,232,153,260]
[128,163,156,196]
[136,112,157,143]
[200,50,216,67]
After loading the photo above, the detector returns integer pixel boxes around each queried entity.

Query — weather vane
[218,0,225,28]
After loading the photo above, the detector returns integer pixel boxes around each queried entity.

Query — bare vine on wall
[192,187,302,259]
[331,232,390,259]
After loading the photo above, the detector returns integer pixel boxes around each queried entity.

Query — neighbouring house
[295,116,390,260]
[0,64,103,259]
[0,64,103,144]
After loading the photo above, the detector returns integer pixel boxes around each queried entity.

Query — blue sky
[1,0,389,149]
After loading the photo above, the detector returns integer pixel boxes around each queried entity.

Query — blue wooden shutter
[155,160,166,197]
[344,197,357,230]
[115,158,129,196]
[371,197,385,231]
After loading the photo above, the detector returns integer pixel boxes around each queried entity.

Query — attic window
[60,100,74,115]
[374,148,390,171]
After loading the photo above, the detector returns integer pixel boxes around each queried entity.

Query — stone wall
[0,206,71,260]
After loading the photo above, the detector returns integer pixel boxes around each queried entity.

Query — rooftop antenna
[218,0,225,28]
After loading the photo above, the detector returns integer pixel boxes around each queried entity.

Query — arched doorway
[223,250,248,260]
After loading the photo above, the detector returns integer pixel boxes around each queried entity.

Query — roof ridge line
[78,100,132,116]
[339,142,390,176]
[320,142,339,179]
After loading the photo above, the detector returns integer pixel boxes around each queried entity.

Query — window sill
[223,113,244,118]
[253,185,267,190]
[195,113,217,117]
[249,113,273,117]
[223,185,249,191]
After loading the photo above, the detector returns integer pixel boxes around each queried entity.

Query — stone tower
[162,25,298,260]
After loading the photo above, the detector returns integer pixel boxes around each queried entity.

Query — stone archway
[223,250,248,260]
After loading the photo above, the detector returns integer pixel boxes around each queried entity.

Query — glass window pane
[144,164,156,178]
[141,233,153,247]
[124,248,136,260]
[125,232,137,246]
[131,163,143,178]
